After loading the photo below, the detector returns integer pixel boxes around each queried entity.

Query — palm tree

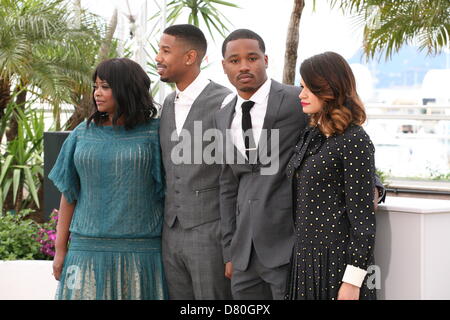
[65,5,120,130]
[0,0,107,215]
[329,0,450,60]
[283,0,306,85]
[282,0,450,85]
[0,0,103,136]
[162,0,239,40]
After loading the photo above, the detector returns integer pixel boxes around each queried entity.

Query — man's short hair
[222,29,266,57]
[163,24,207,61]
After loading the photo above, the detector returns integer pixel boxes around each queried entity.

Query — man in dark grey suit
[215,29,308,300]
[156,24,232,299]
[216,30,385,300]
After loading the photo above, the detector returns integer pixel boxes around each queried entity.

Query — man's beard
[239,86,256,92]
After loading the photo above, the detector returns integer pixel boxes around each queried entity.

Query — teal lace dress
[49,119,167,300]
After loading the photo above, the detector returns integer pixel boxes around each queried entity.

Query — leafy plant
[0,102,44,214]
[0,209,47,260]
[0,0,106,132]
[376,168,389,185]
[162,0,239,40]
[329,0,450,60]
[426,167,450,181]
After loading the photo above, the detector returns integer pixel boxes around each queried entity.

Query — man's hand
[225,261,233,279]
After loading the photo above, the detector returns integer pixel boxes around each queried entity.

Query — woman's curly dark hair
[300,51,366,136]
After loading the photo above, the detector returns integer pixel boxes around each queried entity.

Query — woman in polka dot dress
[285,51,377,300]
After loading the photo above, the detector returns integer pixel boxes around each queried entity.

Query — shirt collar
[175,73,210,101]
[236,78,271,109]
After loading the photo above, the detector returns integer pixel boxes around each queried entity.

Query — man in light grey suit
[156,24,232,299]
[215,29,308,300]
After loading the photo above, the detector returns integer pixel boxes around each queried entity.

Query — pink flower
[35,209,59,258]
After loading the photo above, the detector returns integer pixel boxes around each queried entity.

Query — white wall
[0,260,58,300]
[376,197,450,299]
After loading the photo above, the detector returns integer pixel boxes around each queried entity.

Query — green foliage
[376,168,389,185]
[0,209,47,260]
[0,0,106,129]
[329,0,450,60]
[163,0,239,40]
[0,102,44,213]
[426,167,450,181]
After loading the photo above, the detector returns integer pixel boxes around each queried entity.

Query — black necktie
[241,100,256,162]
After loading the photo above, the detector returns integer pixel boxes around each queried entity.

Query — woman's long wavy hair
[300,51,366,136]
[87,58,158,130]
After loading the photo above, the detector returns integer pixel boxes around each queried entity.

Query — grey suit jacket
[215,79,308,270]
[160,81,232,229]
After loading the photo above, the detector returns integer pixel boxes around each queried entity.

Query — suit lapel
[161,91,177,139]
[257,79,284,156]
[180,81,213,133]
[217,95,236,132]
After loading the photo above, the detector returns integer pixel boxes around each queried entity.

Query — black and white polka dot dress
[285,124,377,300]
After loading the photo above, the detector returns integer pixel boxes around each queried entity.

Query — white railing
[364,104,450,182]
[35,103,450,182]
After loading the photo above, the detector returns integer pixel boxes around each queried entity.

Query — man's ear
[264,54,268,69]
[185,49,198,66]
[222,60,226,73]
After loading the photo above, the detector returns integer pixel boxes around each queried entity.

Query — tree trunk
[65,92,92,130]
[6,83,27,142]
[64,9,118,130]
[282,0,305,85]
[98,9,118,62]
[0,77,11,120]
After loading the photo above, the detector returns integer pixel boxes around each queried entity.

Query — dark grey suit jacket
[215,79,308,271]
[160,81,232,229]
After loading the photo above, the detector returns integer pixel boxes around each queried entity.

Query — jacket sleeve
[213,112,239,263]
[341,127,376,275]
[219,163,239,263]
[374,173,386,203]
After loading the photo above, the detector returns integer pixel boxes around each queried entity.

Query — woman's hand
[337,282,360,300]
[53,249,67,281]
[225,262,233,279]
[52,195,75,281]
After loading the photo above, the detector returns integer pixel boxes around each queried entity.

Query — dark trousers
[162,218,232,300]
[231,244,290,300]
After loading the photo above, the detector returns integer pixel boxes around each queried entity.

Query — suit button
[175,190,180,194]
[176,176,180,180]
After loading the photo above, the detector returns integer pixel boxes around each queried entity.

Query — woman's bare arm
[53,195,75,280]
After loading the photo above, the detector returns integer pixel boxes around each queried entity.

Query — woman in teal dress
[49,58,167,300]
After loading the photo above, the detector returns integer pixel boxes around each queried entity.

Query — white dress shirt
[230,78,271,159]
[173,74,235,135]
[174,73,211,135]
